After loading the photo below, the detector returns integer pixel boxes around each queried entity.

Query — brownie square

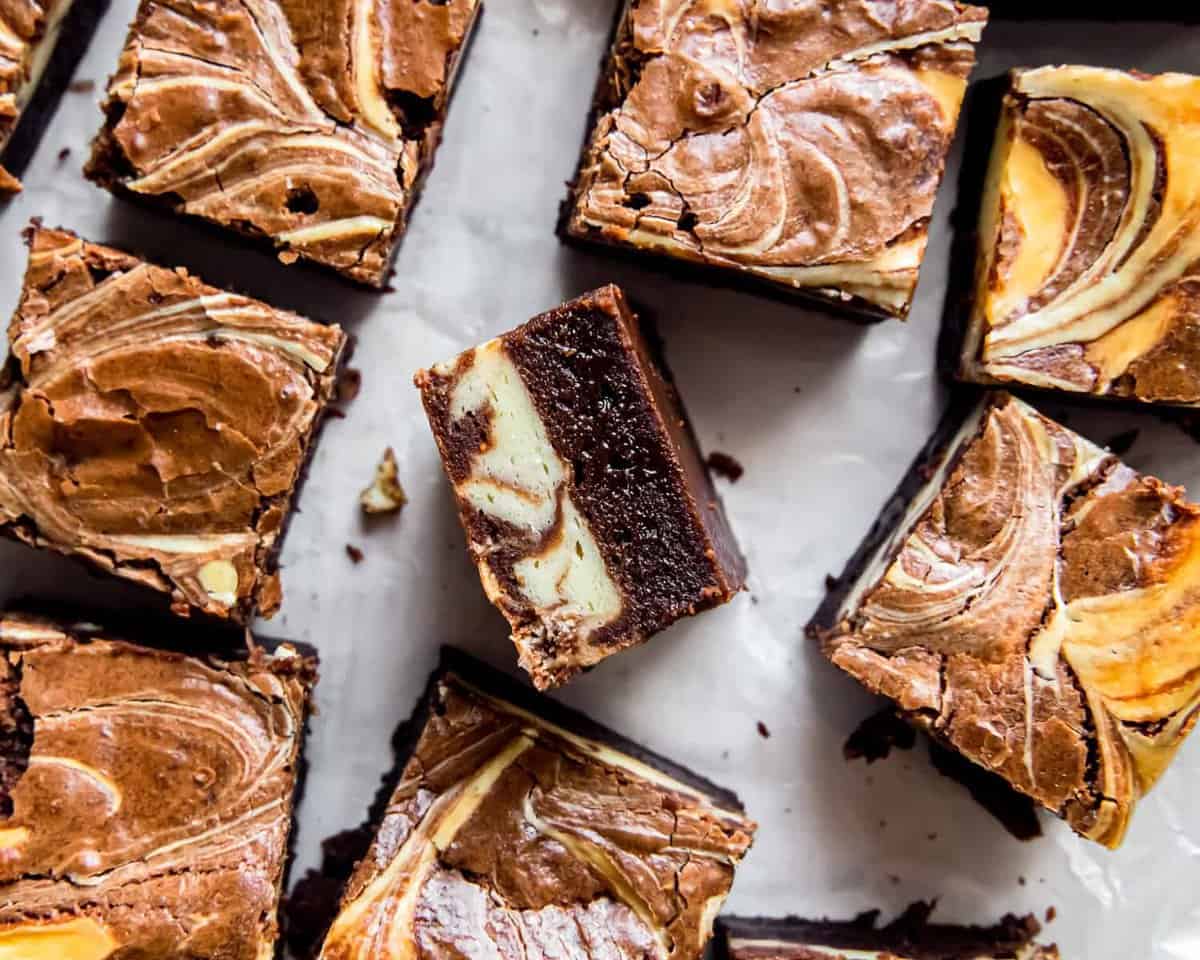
[719,905,1058,960]
[415,284,745,690]
[0,223,347,622]
[0,610,315,957]
[85,0,482,287]
[317,649,756,960]
[0,0,110,193]
[815,391,1200,848]
[959,67,1200,405]
[560,1,987,321]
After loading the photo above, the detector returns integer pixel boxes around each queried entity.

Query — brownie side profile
[415,284,745,689]
[317,648,757,960]
[0,610,315,958]
[85,0,481,288]
[0,223,347,622]
[817,391,1200,848]
[719,905,1059,960]
[560,1,987,321]
[960,67,1200,406]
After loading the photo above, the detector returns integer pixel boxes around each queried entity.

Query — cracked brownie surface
[820,392,1200,848]
[85,0,481,287]
[562,0,987,320]
[0,223,346,621]
[0,611,315,959]
[318,661,756,960]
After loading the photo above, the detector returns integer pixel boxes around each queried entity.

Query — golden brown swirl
[825,393,1200,848]
[0,224,345,621]
[565,0,987,319]
[319,672,755,960]
[86,0,479,286]
[0,612,314,960]
[964,66,1200,405]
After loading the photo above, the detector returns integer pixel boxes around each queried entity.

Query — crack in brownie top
[566,0,987,318]
[86,0,479,286]
[0,224,345,621]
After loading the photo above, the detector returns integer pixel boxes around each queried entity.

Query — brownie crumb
[756,721,770,739]
[68,79,95,93]
[1019,876,1027,886]
[1045,906,1056,923]
[57,147,71,163]
[360,448,406,515]
[337,367,362,404]
[1104,428,1139,456]
[844,708,916,764]
[345,544,364,564]
[928,741,1042,841]
[705,451,744,482]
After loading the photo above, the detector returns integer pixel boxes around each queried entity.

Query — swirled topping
[565,0,987,319]
[86,0,479,287]
[318,669,755,960]
[0,612,314,960]
[964,66,1200,404]
[0,225,345,621]
[824,393,1200,848]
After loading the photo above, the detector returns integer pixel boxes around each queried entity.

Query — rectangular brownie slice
[0,610,315,957]
[85,0,481,288]
[815,391,1200,848]
[415,284,745,689]
[0,223,347,622]
[959,66,1200,406]
[317,648,756,960]
[560,1,987,321]
[0,0,110,194]
[719,905,1059,960]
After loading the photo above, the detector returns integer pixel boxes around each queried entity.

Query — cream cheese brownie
[318,649,756,960]
[0,224,346,622]
[815,391,1200,848]
[415,285,745,689]
[86,0,481,287]
[560,0,988,321]
[0,611,315,959]
[961,67,1200,405]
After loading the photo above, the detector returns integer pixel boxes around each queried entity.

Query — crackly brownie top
[825,393,1200,847]
[89,0,478,285]
[0,0,64,189]
[319,670,756,960]
[0,224,344,621]
[569,0,986,316]
[969,66,1200,404]
[0,612,313,959]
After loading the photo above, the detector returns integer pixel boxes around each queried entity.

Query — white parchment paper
[2,5,1199,958]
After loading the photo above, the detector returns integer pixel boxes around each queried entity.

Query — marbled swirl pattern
[0,0,58,191]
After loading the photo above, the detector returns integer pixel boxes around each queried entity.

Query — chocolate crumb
[345,544,364,564]
[705,451,744,482]
[844,709,916,764]
[928,741,1042,841]
[1104,428,1140,456]
[1045,906,1056,923]
[1019,876,1026,886]
[337,367,362,404]
[68,79,95,93]
[756,721,770,739]
[57,147,70,163]
[360,448,406,515]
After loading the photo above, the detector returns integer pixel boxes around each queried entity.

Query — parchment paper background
[2,4,1199,957]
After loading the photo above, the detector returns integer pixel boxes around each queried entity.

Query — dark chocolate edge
[0,0,113,181]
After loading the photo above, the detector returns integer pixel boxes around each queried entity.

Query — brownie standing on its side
[415,285,745,690]
[815,392,1200,848]
[318,650,756,960]
[719,907,1059,960]
[0,611,315,958]
[85,0,481,287]
[960,67,1200,405]
[0,224,347,622]
[560,1,988,321]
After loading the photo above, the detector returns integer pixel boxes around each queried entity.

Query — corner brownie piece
[719,905,1058,960]
[415,285,745,689]
[0,224,346,621]
[318,650,756,960]
[560,1,987,321]
[0,611,314,957]
[0,0,110,193]
[86,0,481,287]
[816,391,1200,848]
[960,67,1200,405]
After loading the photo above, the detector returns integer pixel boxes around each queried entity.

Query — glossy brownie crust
[719,905,1058,960]
[416,285,745,689]
[318,648,756,960]
[817,391,1200,848]
[960,67,1200,406]
[86,0,481,287]
[0,610,316,959]
[560,0,986,321]
[0,224,346,622]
